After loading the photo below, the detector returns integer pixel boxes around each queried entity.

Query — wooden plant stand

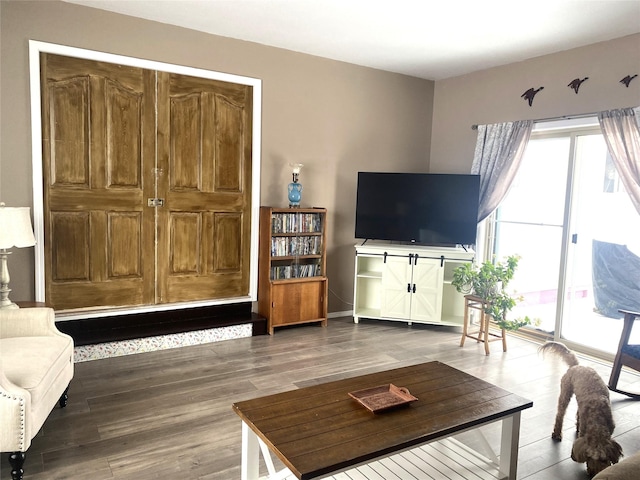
[460,294,507,355]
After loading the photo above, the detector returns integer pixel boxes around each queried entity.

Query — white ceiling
[64,0,640,80]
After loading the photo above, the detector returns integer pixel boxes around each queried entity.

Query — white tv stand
[353,241,475,326]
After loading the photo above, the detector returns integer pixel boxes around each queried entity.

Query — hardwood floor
[3,316,640,479]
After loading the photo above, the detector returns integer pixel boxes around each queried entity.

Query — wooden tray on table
[349,383,418,413]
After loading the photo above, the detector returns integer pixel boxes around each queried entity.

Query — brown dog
[540,341,623,477]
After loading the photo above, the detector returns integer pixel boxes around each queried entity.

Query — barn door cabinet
[353,242,474,326]
[258,207,328,334]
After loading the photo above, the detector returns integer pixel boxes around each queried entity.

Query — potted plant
[451,255,532,331]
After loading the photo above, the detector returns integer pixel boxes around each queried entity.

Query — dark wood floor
[3,316,640,480]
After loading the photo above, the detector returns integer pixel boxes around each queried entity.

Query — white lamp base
[0,249,19,309]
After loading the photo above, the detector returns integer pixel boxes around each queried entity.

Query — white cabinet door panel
[411,258,444,322]
[381,256,412,319]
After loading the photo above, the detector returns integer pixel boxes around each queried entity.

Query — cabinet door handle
[440,255,445,267]
[414,253,419,265]
[407,283,411,293]
[383,252,388,263]
[412,284,416,293]
[408,253,414,264]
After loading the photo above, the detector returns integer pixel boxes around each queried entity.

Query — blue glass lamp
[288,163,303,208]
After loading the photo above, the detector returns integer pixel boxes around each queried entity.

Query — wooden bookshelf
[257,207,328,334]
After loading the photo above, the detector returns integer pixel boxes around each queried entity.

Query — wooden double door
[40,54,253,311]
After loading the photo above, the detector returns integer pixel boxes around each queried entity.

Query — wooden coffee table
[232,361,532,480]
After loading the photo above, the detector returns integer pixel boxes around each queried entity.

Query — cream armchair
[0,307,74,480]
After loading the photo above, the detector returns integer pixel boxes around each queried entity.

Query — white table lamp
[0,202,36,309]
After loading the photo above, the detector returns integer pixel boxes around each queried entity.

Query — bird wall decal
[521,87,544,106]
[568,77,589,94]
[620,74,638,87]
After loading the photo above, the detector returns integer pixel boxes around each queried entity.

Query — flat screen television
[355,172,480,246]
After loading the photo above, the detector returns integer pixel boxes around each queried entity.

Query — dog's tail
[539,341,580,368]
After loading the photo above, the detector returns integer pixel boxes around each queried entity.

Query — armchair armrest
[0,307,65,339]
[1,307,74,456]
[0,369,31,452]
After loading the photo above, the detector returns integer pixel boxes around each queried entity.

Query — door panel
[170,213,201,274]
[215,96,244,191]
[106,80,142,188]
[50,212,90,282]
[270,281,326,327]
[48,77,90,186]
[213,213,243,272]
[41,53,155,310]
[561,135,640,353]
[381,256,412,319]
[108,212,142,278]
[411,259,443,322]
[157,72,252,304]
[170,94,202,190]
[494,136,569,333]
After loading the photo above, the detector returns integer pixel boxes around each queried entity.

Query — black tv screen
[355,172,480,246]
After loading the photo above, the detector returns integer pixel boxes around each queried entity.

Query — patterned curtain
[471,120,533,222]
[598,107,640,215]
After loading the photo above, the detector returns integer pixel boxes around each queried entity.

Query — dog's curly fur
[540,341,623,477]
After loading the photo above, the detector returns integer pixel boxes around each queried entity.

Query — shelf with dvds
[258,207,328,334]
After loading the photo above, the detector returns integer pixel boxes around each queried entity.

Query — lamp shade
[289,163,303,174]
[0,205,36,249]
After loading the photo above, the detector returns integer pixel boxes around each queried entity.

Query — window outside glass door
[491,122,640,357]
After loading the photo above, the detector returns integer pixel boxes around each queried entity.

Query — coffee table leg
[241,421,260,480]
[499,412,522,479]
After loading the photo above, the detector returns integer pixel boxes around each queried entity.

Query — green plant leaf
[451,254,531,330]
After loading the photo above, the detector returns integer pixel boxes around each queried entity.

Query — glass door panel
[562,135,640,353]
[493,136,570,334]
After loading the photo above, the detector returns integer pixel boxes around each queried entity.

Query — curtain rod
[471,112,599,130]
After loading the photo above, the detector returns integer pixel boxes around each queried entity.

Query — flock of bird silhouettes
[520,74,637,106]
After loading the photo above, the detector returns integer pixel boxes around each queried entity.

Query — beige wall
[431,34,640,173]
[3,1,639,318]
[0,0,434,313]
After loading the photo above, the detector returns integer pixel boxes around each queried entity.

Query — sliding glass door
[491,120,640,356]
[493,135,569,335]
[561,133,640,353]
